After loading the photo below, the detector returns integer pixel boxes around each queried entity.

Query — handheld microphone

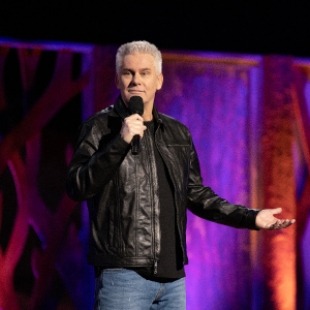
[128,96,144,155]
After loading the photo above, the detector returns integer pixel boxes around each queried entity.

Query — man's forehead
[123,53,155,62]
[122,54,156,70]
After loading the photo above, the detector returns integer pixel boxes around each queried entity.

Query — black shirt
[142,120,185,280]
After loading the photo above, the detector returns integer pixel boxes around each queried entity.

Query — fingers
[271,207,282,215]
[255,208,295,230]
[267,219,296,230]
[121,114,146,143]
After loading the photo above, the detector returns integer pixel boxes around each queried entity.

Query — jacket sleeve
[186,137,259,230]
[66,117,130,201]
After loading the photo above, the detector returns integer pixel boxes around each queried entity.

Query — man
[66,40,295,309]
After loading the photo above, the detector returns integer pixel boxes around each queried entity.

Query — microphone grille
[128,96,144,116]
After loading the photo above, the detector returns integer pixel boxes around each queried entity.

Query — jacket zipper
[152,120,162,275]
[154,259,158,274]
[154,120,186,266]
[145,124,160,275]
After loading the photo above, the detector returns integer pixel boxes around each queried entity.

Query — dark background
[1,2,310,57]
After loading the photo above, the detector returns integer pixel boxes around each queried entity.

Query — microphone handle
[131,135,140,155]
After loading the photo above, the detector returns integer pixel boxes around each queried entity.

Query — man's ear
[157,73,164,90]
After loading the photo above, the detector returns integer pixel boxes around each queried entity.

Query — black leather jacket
[66,96,259,271]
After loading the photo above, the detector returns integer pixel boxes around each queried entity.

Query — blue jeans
[94,268,186,310]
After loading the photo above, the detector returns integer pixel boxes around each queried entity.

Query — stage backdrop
[0,40,309,310]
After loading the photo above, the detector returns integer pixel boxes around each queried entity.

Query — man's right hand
[120,114,147,144]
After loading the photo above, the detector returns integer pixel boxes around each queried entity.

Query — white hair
[115,40,162,74]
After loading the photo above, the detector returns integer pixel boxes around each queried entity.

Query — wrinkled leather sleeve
[186,134,260,230]
[66,112,130,201]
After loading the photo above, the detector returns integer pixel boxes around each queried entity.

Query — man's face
[116,52,163,109]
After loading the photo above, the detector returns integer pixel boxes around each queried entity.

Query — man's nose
[132,74,141,84]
